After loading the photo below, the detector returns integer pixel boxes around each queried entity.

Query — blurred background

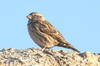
[0,0,100,53]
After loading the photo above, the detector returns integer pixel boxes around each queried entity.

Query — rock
[0,48,99,66]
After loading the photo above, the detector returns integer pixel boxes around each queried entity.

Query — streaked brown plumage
[27,12,80,52]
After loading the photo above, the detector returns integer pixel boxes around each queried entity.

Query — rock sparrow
[27,12,80,52]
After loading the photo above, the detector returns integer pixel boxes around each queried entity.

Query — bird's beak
[26,15,33,19]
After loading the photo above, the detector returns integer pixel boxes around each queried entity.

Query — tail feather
[67,44,80,52]
[58,42,80,53]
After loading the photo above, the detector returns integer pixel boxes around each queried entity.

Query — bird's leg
[41,47,47,51]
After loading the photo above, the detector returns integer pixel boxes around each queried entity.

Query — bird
[27,12,80,52]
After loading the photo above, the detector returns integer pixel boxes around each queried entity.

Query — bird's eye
[34,15,36,16]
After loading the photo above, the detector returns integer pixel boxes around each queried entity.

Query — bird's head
[27,12,45,21]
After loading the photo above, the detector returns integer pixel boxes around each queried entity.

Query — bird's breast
[28,25,58,48]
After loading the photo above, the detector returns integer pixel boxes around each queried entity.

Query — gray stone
[0,48,99,66]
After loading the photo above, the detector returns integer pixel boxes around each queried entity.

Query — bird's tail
[58,42,80,53]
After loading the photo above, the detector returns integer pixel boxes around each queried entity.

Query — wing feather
[37,21,66,42]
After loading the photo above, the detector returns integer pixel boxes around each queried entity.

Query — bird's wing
[39,21,58,34]
[38,21,66,42]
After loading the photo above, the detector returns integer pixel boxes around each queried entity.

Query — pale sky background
[0,0,100,53]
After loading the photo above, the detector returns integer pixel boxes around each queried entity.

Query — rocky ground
[0,48,100,66]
